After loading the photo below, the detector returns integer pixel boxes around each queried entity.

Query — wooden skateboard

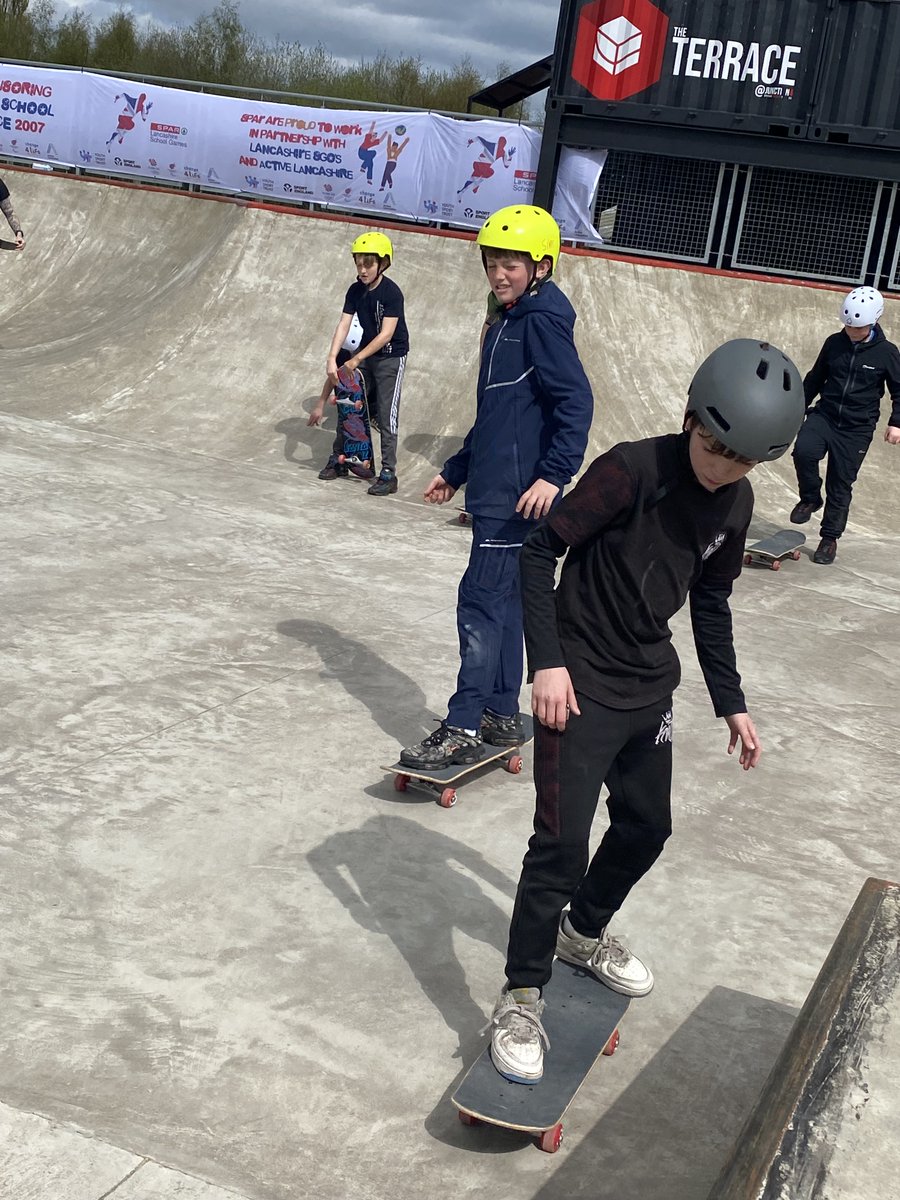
[743,529,806,571]
[384,715,533,808]
[453,960,629,1152]
[333,365,374,478]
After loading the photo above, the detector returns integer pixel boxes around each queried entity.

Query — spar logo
[571,0,669,101]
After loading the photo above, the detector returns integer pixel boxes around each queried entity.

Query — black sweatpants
[506,692,674,991]
[792,410,874,540]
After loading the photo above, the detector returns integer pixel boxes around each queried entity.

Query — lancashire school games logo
[571,0,669,101]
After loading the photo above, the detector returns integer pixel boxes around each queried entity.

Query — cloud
[54,0,558,79]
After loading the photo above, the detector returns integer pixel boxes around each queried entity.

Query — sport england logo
[572,0,669,101]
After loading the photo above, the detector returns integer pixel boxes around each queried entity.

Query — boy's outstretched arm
[521,451,635,730]
[520,523,579,730]
[724,712,762,770]
[690,555,761,770]
[802,343,829,408]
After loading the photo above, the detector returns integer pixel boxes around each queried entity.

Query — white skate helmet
[341,312,364,352]
[840,287,884,327]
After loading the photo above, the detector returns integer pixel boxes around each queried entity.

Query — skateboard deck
[744,529,806,571]
[333,365,374,478]
[453,960,629,1152]
[384,715,533,808]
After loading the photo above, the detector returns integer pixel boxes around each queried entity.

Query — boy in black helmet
[486,339,806,1086]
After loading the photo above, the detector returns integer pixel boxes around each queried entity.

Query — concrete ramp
[2,168,898,531]
[707,877,900,1200]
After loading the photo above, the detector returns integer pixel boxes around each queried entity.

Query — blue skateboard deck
[334,365,374,478]
[453,960,629,1152]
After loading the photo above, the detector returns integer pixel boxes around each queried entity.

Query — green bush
[0,0,532,119]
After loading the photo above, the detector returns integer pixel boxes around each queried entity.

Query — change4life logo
[571,0,669,101]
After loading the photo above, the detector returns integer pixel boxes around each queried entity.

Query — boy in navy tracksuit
[791,286,900,563]
[400,206,594,768]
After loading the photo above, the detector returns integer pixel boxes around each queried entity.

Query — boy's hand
[307,403,326,427]
[532,667,581,731]
[724,712,762,770]
[517,478,560,521]
[424,474,456,504]
[885,426,900,445]
[14,232,24,250]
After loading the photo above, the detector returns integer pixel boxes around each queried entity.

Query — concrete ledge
[706,876,900,1199]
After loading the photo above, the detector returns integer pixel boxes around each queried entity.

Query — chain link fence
[733,167,881,283]
[593,151,723,262]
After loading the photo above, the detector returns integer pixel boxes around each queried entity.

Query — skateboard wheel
[602,1028,620,1056]
[539,1124,563,1153]
[337,454,346,464]
[791,550,802,561]
[771,559,781,571]
[743,553,752,566]
[439,787,457,808]
[394,774,410,793]
[458,512,469,525]
[458,1111,479,1127]
[505,755,523,775]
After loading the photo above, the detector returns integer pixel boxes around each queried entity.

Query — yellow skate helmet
[477,206,560,271]
[351,231,393,265]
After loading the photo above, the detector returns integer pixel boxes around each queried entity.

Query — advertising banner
[0,64,605,241]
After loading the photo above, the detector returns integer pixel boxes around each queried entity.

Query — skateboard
[332,365,374,478]
[384,715,533,808]
[743,529,806,571]
[453,960,629,1152]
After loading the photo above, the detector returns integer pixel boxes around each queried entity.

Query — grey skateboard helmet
[688,339,804,462]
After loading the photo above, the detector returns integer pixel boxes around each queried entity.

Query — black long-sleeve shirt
[803,325,900,432]
[521,432,752,717]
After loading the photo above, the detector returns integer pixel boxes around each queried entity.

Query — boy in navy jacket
[400,206,594,769]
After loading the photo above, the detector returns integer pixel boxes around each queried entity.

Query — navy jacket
[441,281,594,518]
[803,324,900,433]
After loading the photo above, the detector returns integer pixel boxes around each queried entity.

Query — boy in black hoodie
[399,206,593,770]
[486,340,806,1085]
[791,287,900,563]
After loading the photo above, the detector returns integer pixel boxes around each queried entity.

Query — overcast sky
[56,0,559,80]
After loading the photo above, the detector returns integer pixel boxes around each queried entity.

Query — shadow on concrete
[276,617,429,746]
[403,432,464,472]
[426,985,796,1188]
[274,398,333,464]
[307,813,515,1044]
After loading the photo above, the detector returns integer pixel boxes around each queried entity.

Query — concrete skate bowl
[2,168,897,532]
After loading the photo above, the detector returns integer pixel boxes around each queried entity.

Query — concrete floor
[1,169,899,1199]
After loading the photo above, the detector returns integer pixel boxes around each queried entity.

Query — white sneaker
[556,914,654,997]
[486,987,550,1084]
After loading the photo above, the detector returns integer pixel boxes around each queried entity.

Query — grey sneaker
[486,987,549,1084]
[481,709,523,747]
[399,722,482,769]
[556,915,654,997]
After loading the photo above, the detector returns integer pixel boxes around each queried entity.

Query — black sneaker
[813,537,837,565]
[368,470,398,496]
[481,709,523,747]
[399,723,483,769]
[319,457,348,481]
[790,500,822,524]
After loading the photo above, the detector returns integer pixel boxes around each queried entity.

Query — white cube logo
[593,15,642,75]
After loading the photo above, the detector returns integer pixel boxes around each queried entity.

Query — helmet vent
[782,370,793,392]
[756,360,769,381]
[706,405,731,432]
